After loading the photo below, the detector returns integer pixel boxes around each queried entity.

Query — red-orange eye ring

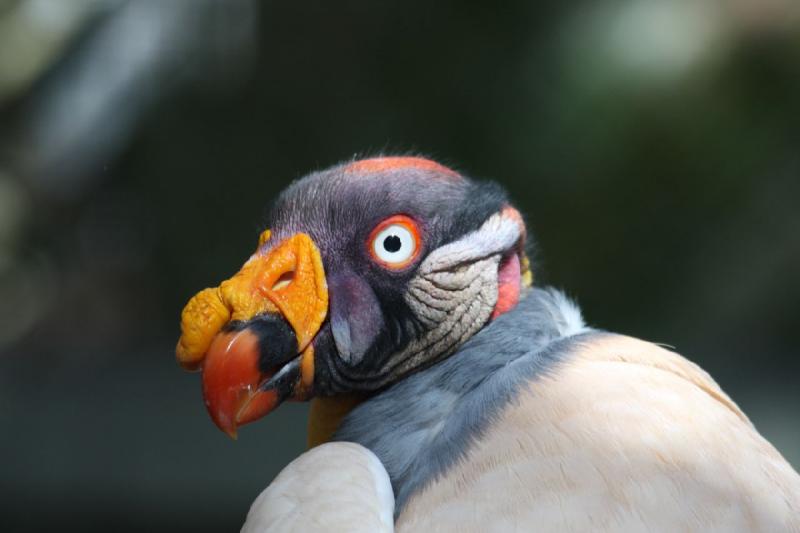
[367,215,422,270]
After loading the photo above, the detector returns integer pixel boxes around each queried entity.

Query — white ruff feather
[542,288,588,337]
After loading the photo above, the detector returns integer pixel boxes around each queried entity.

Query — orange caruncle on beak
[176,233,328,437]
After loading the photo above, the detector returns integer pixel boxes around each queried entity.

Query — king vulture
[176,157,800,532]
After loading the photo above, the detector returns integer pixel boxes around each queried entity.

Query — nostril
[271,270,295,291]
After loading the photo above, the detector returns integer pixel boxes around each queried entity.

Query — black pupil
[383,235,402,253]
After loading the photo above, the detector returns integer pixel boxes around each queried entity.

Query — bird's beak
[176,233,328,438]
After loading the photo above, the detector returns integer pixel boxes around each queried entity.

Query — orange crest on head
[344,156,460,178]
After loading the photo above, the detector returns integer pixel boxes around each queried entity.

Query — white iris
[372,224,415,264]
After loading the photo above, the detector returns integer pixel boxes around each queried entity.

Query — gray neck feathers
[333,287,592,515]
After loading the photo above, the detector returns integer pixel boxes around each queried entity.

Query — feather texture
[396,334,800,532]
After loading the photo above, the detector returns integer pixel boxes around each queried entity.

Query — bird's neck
[305,259,532,448]
[333,287,589,514]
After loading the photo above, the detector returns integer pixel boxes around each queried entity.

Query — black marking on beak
[226,313,298,375]
[260,357,302,404]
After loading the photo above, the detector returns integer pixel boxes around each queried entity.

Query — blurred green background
[1,0,798,531]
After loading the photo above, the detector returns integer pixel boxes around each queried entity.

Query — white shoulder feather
[242,442,394,533]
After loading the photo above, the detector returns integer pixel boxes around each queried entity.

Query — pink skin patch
[344,157,460,178]
[491,253,521,320]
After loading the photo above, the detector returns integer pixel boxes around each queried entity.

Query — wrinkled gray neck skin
[333,287,595,516]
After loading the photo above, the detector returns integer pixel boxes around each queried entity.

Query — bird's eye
[368,216,421,269]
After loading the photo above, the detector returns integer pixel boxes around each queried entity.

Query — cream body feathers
[397,334,800,532]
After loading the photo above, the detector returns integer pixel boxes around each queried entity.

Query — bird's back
[396,334,800,532]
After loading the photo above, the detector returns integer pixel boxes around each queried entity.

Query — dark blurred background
[0,0,798,531]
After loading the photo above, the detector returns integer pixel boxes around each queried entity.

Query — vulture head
[176,157,532,440]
